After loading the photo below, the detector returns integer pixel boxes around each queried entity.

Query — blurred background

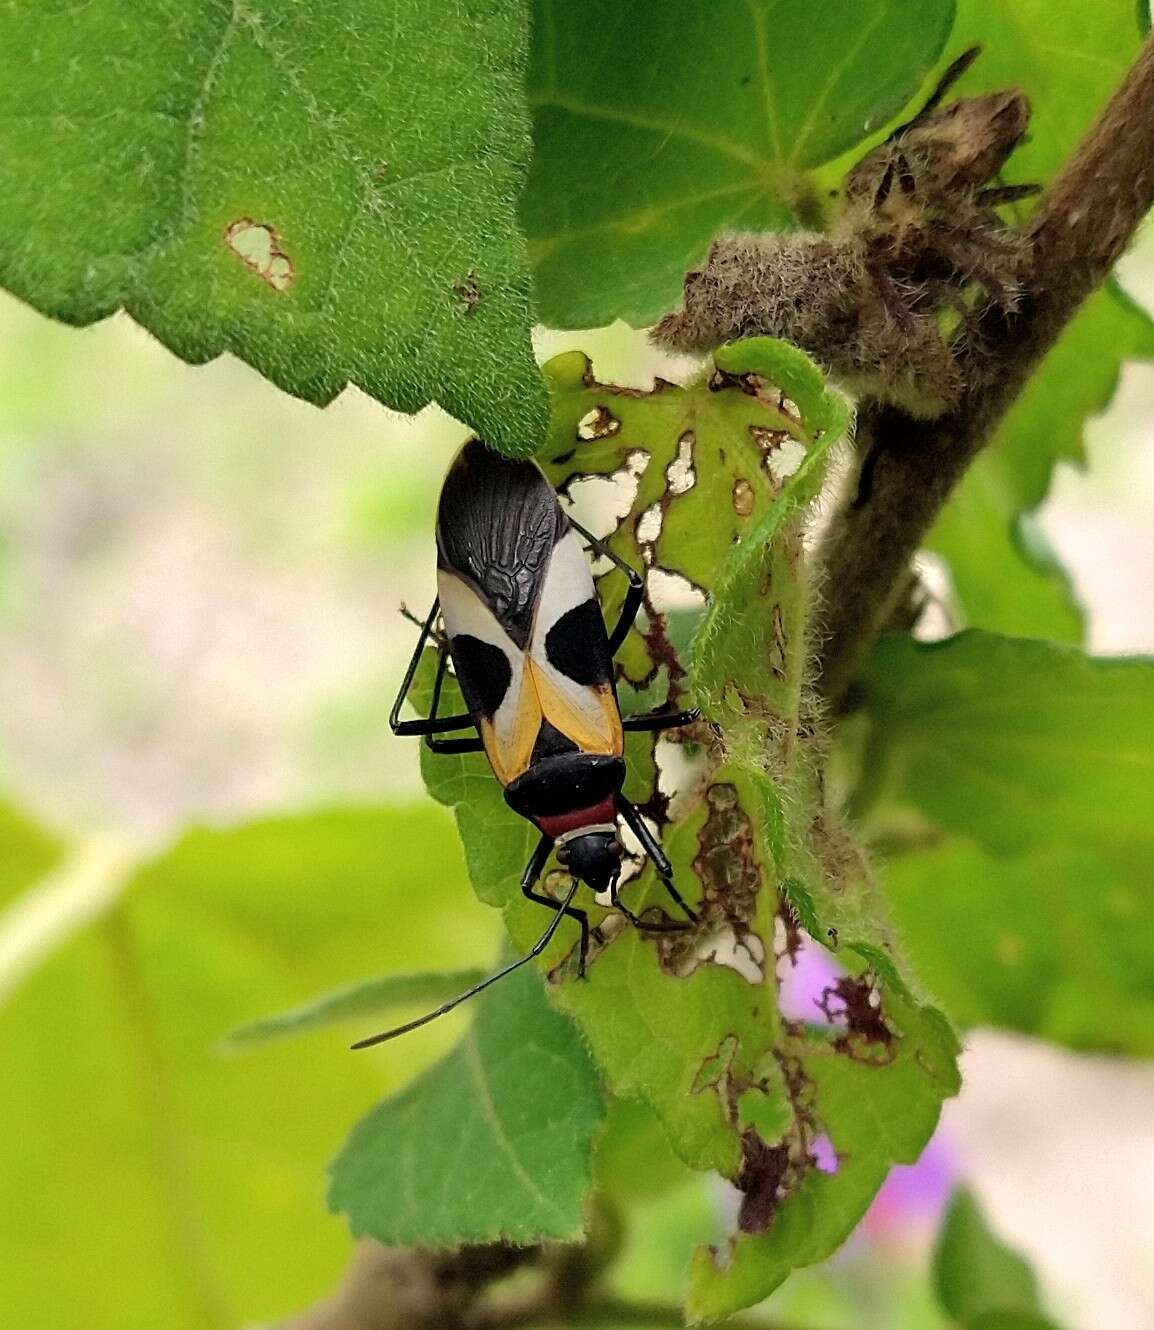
[2,224,1153,1330]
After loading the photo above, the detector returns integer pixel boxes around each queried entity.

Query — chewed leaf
[329,962,603,1246]
[222,969,486,1051]
[689,991,960,1320]
[408,340,958,1308]
[0,0,546,454]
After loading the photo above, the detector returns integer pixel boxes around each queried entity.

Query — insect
[353,439,701,1048]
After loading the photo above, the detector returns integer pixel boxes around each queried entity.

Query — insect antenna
[351,877,582,1049]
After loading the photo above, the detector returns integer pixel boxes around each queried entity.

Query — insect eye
[609,841,624,859]
[556,846,570,865]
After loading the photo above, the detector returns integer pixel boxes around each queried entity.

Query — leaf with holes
[524,0,956,327]
[329,962,603,1245]
[402,340,958,1313]
[689,990,960,1320]
[0,0,546,454]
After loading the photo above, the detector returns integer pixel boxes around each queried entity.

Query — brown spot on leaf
[732,477,755,516]
[736,1129,796,1233]
[819,975,897,1064]
[224,219,295,292]
[453,268,480,314]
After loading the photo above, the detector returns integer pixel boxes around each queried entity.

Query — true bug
[353,439,700,1048]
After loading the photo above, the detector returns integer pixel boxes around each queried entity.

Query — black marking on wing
[449,634,512,719]
[544,598,614,687]
[530,718,579,766]
[436,439,567,648]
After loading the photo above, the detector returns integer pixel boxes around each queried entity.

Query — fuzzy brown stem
[817,33,1154,703]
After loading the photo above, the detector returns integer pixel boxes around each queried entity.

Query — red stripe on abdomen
[536,796,617,840]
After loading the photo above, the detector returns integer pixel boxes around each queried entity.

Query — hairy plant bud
[655,49,1036,420]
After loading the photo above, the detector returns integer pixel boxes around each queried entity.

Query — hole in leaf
[560,450,648,547]
[647,568,706,614]
[811,1132,839,1175]
[224,219,295,292]
[774,922,845,1024]
[654,734,710,821]
[635,502,663,546]
[665,430,696,494]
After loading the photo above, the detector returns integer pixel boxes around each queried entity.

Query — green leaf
[861,632,1154,856]
[525,0,956,327]
[1,804,496,1330]
[693,338,848,726]
[884,840,1154,1054]
[223,968,487,1051]
[967,1315,1064,1330]
[929,462,1084,644]
[934,1188,1042,1325]
[329,962,603,1246]
[931,285,1154,642]
[0,0,546,454]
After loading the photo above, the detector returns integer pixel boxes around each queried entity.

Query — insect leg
[351,838,577,1048]
[568,518,644,655]
[616,795,699,924]
[389,597,476,738]
[423,647,484,752]
[622,707,700,733]
[608,880,692,933]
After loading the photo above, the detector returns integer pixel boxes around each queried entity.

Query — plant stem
[816,32,1154,704]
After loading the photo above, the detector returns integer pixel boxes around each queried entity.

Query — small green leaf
[0,0,546,453]
[934,1188,1042,1325]
[329,963,603,1246]
[525,0,956,327]
[929,460,1084,644]
[861,632,1154,856]
[418,341,958,1315]
[223,969,486,1051]
[693,339,848,724]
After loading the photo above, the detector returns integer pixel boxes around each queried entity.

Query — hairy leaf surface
[330,963,603,1245]
[0,0,546,453]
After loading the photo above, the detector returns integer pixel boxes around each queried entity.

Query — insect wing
[437,567,541,785]
[528,529,623,758]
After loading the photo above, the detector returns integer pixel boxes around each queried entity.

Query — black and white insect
[353,439,700,1048]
